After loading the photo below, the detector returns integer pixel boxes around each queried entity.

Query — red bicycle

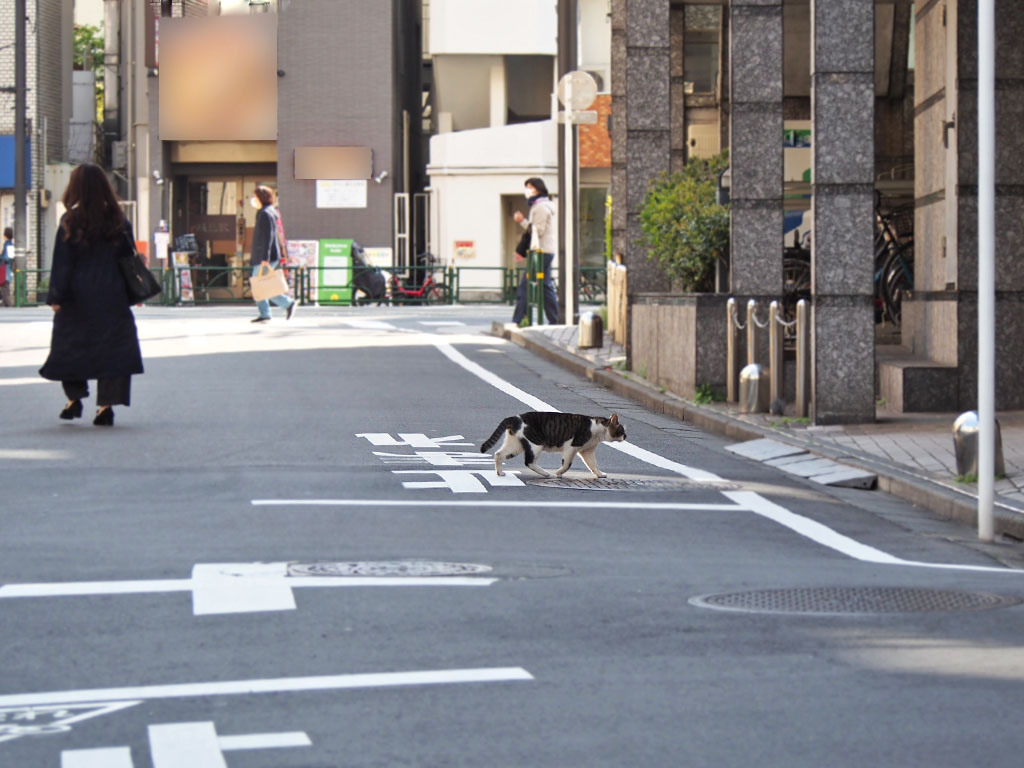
[388,255,449,304]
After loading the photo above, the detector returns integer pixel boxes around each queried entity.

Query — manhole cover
[689,587,1020,615]
[529,477,741,492]
[287,561,493,577]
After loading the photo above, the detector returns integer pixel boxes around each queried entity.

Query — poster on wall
[318,238,353,304]
[287,239,319,303]
[172,251,194,303]
[316,180,367,209]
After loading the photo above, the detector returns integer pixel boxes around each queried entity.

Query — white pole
[977,0,996,542]
[564,81,576,325]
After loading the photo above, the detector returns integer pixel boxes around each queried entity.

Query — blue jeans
[252,263,294,318]
[512,252,559,324]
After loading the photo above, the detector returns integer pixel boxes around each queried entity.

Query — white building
[425,0,610,299]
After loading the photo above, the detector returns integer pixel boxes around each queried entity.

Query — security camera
[373,170,389,184]
[152,170,166,186]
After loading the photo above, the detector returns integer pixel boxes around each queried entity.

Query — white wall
[578,0,611,91]
[428,121,557,290]
[430,0,557,55]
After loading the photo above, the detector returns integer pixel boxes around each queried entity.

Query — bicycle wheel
[882,249,913,326]
[427,282,450,304]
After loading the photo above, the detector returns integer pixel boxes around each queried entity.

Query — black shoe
[251,316,271,323]
[59,399,83,420]
[93,407,114,426]
[286,301,297,321]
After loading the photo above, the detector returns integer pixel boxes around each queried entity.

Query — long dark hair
[525,177,549,198]
[61,163,127,245]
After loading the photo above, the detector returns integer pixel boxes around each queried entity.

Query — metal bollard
[726,298,739,402]
[953,411,1006,477]
[578,311,603,348]
[769,300,783,405]
[739,363,770,414]
[746,298,758,366]
[795,299,810,418]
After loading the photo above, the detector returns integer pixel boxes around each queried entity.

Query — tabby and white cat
[480,412,626,478]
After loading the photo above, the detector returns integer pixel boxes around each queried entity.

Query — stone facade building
[612,0,1023,422]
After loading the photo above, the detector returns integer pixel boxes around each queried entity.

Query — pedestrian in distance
[249,185,297,323]
[1,226,14,307]
[512,177,560,325]
[38,163,145,427]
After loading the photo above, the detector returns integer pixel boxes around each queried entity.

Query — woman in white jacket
[512,177,560,324]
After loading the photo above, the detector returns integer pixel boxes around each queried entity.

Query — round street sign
[557,70,598,111]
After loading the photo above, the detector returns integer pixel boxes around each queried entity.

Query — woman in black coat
[39,163,144,427]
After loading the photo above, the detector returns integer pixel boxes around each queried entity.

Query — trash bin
[952,410,1006,477]
[579,311,603,349]
[739,363,769,414]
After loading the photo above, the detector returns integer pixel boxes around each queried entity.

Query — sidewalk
[495,321,1024,540]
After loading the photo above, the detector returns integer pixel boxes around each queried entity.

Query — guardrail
[726,296,810,417]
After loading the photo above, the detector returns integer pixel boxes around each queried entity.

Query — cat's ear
[609,413,619,424]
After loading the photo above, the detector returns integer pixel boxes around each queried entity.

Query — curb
[494,323,1024,541]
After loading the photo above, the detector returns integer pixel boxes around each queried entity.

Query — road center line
[251,499,743,511]
[0,668,535,708]
[429,337,1023,574]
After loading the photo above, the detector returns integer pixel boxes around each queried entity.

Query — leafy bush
[639,153,730,293]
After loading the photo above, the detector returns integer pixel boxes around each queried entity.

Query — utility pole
[14,0,27,270]
[557,0,578,324]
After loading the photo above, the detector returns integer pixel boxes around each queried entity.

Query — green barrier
[452,266,514,304]
[12,269,51,307]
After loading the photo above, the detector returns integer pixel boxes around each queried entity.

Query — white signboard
[316,179,367,209]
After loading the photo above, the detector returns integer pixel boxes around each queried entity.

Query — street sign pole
[563,76,576,325]
[977,0,996,541]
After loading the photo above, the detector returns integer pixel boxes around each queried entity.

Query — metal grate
[689,587,1020,615]
[287,561,493,578]
[528,477,741,492]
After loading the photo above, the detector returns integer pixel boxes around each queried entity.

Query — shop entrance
[181,175,276,300]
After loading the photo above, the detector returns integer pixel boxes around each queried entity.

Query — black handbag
[119,231,162,303]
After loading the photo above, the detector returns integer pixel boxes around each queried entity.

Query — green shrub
[639,153,730,293]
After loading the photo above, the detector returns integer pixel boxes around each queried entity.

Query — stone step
[877,345,958,412]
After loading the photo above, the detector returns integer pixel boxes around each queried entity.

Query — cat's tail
[480,416,520,453]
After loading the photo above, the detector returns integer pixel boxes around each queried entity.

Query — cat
[480,412,626,479]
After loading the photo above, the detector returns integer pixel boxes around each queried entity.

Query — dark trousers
[512,252,560,324]
[62,376,132,407]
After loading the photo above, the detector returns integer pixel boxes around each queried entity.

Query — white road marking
[358,433,473,448]
[0,701,141,744]
[428,336,1024,574]
[149,722,226,768]
[419,321,465,326]
[394,469,527,492]
[252,498,744,511]
[61,747,134,768]
[0,377,46,386]
[0,449,73,460]
[218,731,313,751]
[338,320,397,330]
[0,667,534,708]
[0,562,496,616]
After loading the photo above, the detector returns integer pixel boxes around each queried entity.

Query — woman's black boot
[93,407,114,426]
[60,400,83,420]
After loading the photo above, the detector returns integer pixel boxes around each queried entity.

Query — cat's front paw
[495,470,505,477]
[592,472,607,479]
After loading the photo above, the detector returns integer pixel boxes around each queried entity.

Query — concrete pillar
[623,0,671,295]
[728,0,783,298]
[810,0,876,424]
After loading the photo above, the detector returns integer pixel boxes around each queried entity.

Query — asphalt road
[2,304,1024,768]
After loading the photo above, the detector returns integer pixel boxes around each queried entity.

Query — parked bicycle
[389,253,449,304]
[874,196,914,326]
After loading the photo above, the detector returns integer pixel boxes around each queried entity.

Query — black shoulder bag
[119,231,162,304]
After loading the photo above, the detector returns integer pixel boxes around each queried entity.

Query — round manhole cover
[287,561,493,577]
[689,587,1020,615]
[528,477,741,492]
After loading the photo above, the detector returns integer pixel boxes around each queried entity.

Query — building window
[684,5,721,95]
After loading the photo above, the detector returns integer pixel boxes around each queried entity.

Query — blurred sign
[294,147,372,180]
[159,16,277,140]
[316,180,367,209]
[454,240,476,259]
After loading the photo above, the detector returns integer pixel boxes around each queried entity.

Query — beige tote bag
[250,261,289,302]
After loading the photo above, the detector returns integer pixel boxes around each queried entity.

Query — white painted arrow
[0,562,497,616]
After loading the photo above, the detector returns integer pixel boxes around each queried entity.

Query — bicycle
[388,253,449,304]
[874,198,914,326]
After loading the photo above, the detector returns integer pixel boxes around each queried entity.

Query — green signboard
[318,238,353,304]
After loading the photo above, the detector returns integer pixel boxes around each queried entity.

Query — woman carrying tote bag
[39,163,144,427]
[249,185,297,323]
